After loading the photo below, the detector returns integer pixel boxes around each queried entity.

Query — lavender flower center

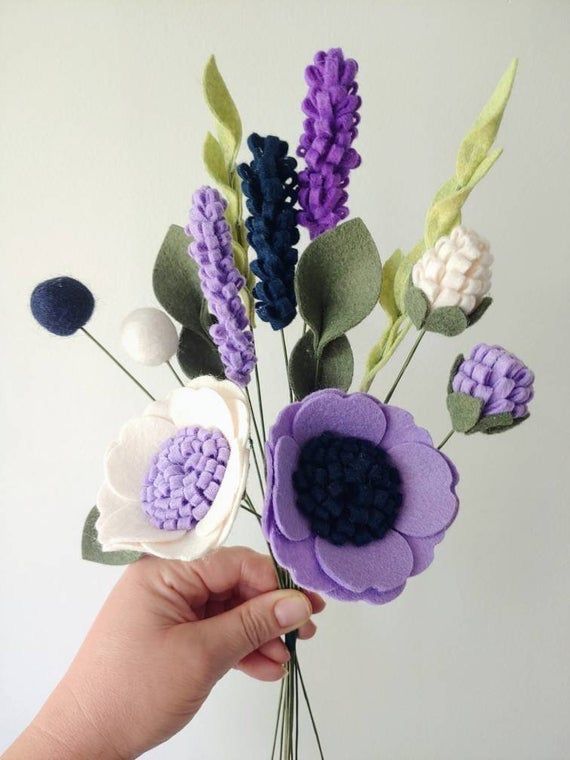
[292,432,402,547]
[141,426,229,531]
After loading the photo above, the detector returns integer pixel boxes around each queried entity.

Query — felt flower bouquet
[31,49,535,758]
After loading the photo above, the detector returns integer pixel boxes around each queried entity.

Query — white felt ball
[121,308,179,366]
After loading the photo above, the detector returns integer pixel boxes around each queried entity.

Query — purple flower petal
[390,442,458,537]
[315,530,413,593]
[291,392,386,446]
[270,529,336,593]
[380,405,432,450]
[268,402,302,446]
[272,436,311,541]
[326,584,406,604]
[405,531,445,576]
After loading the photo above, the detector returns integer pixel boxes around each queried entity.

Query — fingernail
[274,595,311,629]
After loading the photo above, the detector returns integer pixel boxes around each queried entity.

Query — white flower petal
[140,525,222,561]
[169,387,235,441]
[105,416,175,499]
[143,398,171,421]
[96,497,185,546]
[96,481,132,522]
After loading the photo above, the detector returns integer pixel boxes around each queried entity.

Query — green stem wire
[271,680,285,760]
[280,330,293,403]
[383,328,426,404]
[254,363,267,445]
[80,328,155,400]
[438,429,455,450]
[246,387,265,462]
[297,662,325,760]
[166,359,184,386]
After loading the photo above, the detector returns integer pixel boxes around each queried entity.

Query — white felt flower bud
[412,226,493,315]
[121,308,178,366]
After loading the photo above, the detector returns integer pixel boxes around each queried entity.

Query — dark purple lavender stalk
[297,48,362,239]
[186,186,256,387]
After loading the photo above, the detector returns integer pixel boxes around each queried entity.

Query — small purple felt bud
[447,344,534,435]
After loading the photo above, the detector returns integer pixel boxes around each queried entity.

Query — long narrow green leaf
[203,55,242,166]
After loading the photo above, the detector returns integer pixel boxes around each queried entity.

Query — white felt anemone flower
[412,226,493,315]
[95,376,250,561]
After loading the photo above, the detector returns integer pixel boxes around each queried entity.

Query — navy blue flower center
[292,432,403,547]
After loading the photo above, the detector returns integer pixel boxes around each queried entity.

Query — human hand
[4,547,323,759]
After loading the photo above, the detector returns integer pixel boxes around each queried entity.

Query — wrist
[4,681,128,760]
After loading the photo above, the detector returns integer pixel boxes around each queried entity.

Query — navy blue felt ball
[30,277,95,336]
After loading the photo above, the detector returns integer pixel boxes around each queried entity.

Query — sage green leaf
[203,55,242,166]
[289,330,353,400]
[469,411,514,434]
[466,296,493,326]
[177,327,224,380]
[404,284,429,329]
[425,305,468,336]
[447,354,465,394]
[425,147,503,248]
[456,59,518,185]
[447,392,483,433]
[153,225,205,328]
[296,219,382,352]
[394,240,424,315]
[379,249,403,323]
[82,507,142,565]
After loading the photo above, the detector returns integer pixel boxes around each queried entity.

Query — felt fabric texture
[238,133,300,330]
[121,307,178,366]
[295,218,382,351]
[412,226,493,315]
[153,225,207,329]
[202,56,255,311]
[450,343,534,431]
[82,507,141,565]
[95,376,250,561]
[297,48,362,239]
[446,392,484,433]
[141,426,229,530]
[177,326,225,380]
[263,390,459,604]
[424,305,469,336]
[405,283,430,329]
[186,187,256,386]
[288,330,353,400]
[30,276,95,336]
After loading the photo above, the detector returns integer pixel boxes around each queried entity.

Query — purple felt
[315,530,413,592]
[272,437,310,541]
[270,527,336,593]
[261,444,275,537]
[380,405,433,450]
[291,391,386,446]
[389,442,458,538]
[264,389,459,604]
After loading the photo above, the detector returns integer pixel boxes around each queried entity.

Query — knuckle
[239,604,270,649]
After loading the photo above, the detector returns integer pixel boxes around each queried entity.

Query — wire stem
[80,328,155,400]
[384,328,426,404]
[437,429,455,450]
[246,387,265,461]
[254,363,267,445]
[166,359,184,386]
[280,330,293,403]
[297,662,325,759]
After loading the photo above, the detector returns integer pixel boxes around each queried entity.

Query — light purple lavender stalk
[297,48,362,239]
[186,186,256,387]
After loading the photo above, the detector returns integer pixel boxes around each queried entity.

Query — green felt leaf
[469,411,514,435]
[447,353,465,394]
[466,296,493,327]
[296,219,382,352]
[202,55,242,166]
[153,225,205,329]
[394,240,424,315]
[425,305,468,336]
[203,132,240,224]
[456,59,518,185]
[424,147,503,248]
[82,507,142,565]
[447,392,483,433]
[289,330,353,400]
[379,248,403,323]
[177,327,224,380]
[404,283,429,329]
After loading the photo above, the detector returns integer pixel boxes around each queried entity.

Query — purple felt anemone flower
[262,389,459,604]
[186,186,256,387]
[297,48,362,239]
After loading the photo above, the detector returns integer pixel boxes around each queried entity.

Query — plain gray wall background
[1,1,569,758]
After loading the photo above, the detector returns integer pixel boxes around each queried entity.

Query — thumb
[197,590,312,674]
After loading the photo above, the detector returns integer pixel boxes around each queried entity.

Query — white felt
[143,398,171,420]
[412,225,492,315]
[105,416,175,500]
[169,387,236,441]
[121,307,179,366]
